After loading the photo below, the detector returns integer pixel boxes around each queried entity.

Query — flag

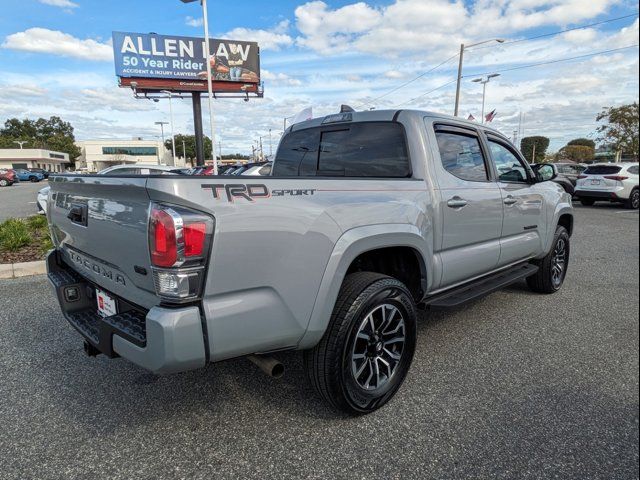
[467,114,476,121]
[485,109,497,123]
[291,107,313,125]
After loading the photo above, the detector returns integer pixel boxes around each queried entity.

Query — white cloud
[294,0,620,57]
[185,16,203,28]
[261,69,303,86]
[384,70,404,79]
[224,20,293,51]
[2,28,112,61]
[38,0,78,8]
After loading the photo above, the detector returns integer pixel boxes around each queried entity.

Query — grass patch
[0,216,53,263]
[0,219,31,251]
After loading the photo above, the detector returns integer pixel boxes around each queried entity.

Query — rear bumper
[575,189,624,200]
[46,250,206,374]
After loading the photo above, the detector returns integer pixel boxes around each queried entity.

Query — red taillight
[184,222,206,257]
[150,208,177,267]
[603,175,628,181]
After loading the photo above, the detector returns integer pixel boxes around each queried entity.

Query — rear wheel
[304,272,417,415]
[0,179,8,187]
[527,225,570,294]
[580,198,595,206]
[626,189,639,209]
[29,176,38,182]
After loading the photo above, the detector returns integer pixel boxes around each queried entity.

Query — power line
[467,12,639,51]
[396,44,638,107]
[356,52,459,108]
[357,13,639,109]
[395,79,458,107]
[464,44,639,78]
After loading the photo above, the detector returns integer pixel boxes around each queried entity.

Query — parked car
[36,164,185,214]
[28,167,50,179]
[575,162,639,209]
[532,163,574,195]
[553,163,586,185]
[0,168,17,187]
[45,109,573,414]
[241,162,272,176]
[15,168,44,182]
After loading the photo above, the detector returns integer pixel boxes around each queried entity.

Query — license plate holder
[96,288,117,317]
[591,179,601,185]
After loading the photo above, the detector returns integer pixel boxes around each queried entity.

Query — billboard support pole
[201,0,218,174]
[192,92,205,165]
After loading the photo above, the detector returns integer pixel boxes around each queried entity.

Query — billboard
[112,31,260,91]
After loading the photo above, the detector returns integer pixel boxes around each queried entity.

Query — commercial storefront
[75,138,180,172]
[0,148,70,171]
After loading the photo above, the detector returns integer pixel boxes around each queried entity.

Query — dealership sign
[112,32,260,84]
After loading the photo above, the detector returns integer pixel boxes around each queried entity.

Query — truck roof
[289,108,509,141]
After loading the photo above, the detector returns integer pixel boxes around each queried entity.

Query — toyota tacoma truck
[46,109,573,414]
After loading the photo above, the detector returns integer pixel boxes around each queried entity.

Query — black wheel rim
[551,237,567,288]
[351,303,405,391]
[632,191,639,209]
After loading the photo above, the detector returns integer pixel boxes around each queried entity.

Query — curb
[0,260,46,279]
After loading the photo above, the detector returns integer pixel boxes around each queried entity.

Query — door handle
[503,196,518,206]
[447,196,468,208]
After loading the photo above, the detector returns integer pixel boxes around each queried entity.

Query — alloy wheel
[351,303,405,391]
[551,238,567,288]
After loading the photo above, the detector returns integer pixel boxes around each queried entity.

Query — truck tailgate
[48,175,159,310]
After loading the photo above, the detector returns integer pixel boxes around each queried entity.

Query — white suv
[575,162,639,209]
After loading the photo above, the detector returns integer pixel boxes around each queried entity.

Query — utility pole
[155,121,169,164]
[531,142,537,164]
[259,136,263,161]
[182,140,187,164]
[269,128,272,157]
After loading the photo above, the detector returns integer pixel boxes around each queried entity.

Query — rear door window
[435,131,488,182]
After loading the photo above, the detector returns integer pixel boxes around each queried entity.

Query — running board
[425,263,538,308]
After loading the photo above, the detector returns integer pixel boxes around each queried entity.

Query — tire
[304,272,417,415]
[527,225,570,294]
[0,179,8,187]
[625,189,639,210]
[29,176,38,182]
[580,198,595,206]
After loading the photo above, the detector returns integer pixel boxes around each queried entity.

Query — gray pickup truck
[46,109,573,414]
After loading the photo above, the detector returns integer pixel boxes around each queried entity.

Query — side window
[627,166,639,175]
[435,131,488,182]
[272,129,319,176]
[317,123,410,177]
[488,140,529,183]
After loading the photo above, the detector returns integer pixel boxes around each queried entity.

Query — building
[76,138,184,172]
[0,148,71,171]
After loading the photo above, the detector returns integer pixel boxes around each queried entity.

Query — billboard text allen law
[112,31,261,87]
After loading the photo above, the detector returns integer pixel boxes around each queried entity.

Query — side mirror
[532,164,556,182]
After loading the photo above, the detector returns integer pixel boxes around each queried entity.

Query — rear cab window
[273,121,411,177]
[583,165,622,175]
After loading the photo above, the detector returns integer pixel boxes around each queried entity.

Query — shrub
[26,215,48,231]
[0,219,31,252]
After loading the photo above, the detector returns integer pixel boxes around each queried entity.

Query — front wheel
[0,179,8,187]
[304,272,417,415]
[29,176,39,182]
[626,189,639,209]
[527,225,570,294]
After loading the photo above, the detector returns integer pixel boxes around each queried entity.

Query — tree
[567,138,596,149]
[520,136,550,163]
[0,116,81,160]
[557,145,595,162]
[596,102,639,157]
[164,134,213,161]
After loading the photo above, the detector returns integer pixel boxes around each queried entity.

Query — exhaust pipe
[247,355,284,378]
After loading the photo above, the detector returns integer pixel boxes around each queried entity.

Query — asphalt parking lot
[0,204,637,479]
[0,180,47,221]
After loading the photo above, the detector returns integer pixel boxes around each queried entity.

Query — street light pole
[161,91,177,166]
[471,73,500,124]
[453,38,504,117]
[269,129,272,157]
[155,121,169,164]
[13,140,27,149]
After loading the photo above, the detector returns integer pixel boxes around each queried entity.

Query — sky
[0,0,638,154]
